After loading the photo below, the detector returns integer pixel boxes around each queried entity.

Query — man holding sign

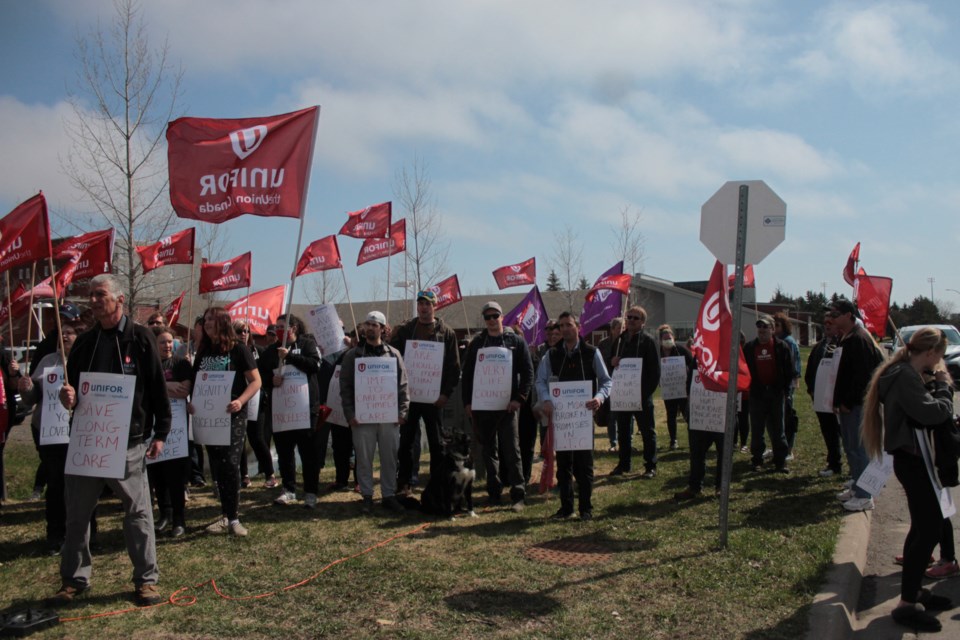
[51,275,170,608]
[535,312,611,520]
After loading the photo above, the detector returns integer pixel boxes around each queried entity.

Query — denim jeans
[838,405,870,498]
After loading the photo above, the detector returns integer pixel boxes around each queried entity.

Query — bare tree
[610,205,645,305]
[305,270,345,306]
[60,0,183,310]
[550,224,584,311]
[394,156,449,291]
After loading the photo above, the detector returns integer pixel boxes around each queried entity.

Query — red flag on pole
[163,291,186,327]
[136,228,195,273]
[428,274,462,311]
[842,242,860,287]
[0,282,41,325]
[728,264,755,288]
[0,193,52,272]
[338,201,391,239]
[855,269,893,337]
[692,261,750,393]
[199,252,252,293]
[492,257,536,289]
[585,273,632,302]
[226,285,286,336]
[295,235,342,276]
[357,219,405,266]
[167,106,319,223]
[54,229,114,280]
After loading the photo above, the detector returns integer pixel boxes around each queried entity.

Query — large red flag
[843,242,860,287]
[0,193,52,272]
[296,235,342,276]
[492,257,536,290]
[692,261,750,393]
[855,269,893,337]
[163,291,186,327]
[54,229,114,280]
[428,274,462,311]
[338,201,391,239]
[0,282,40,325]
[357,219,405,266]
[199,252,252,293]
[226,285,286,336]
[136,228,195,273]
[728,264,755,288]
[585,273,632,302]
[167,106,319,223]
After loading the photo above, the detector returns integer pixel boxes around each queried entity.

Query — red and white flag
[0,283,37,325]
[855,269,893,337]
[357,219,405,266]
[842,242,860,287]
[199,252,252,294]
[167,106,319,223]
[136,228,195,274]
[54,229,114,281]
[226,284,286,336]
[585,273,632,302]
[0,193,52,273]
[163,291,186,327]
[338,201,391,239]
[492,257,536,289]
[692,261,750,393]
[296,235,342,276]
[728,264,755,289]
[428,274,462,311]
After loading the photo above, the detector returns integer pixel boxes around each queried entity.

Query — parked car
[887,324,960,384]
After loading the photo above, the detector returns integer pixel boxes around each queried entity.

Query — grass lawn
[0,354,846,639]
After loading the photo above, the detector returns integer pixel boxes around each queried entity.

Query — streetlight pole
[928,277,935,300]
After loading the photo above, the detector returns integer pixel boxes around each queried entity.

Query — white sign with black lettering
[148,399,189,464]
[471,347,512,411]
[39,366,70,445]
[307,303,347,356]
[689,374,726,433]
[660,356,688,401]
[272,365,311,432]
[610,357,643,412]
[548,380,594,452]
[326,365,347,427]
[355,357,399,424]
[192,371,236,446]
[404,340,444,404]
[814,348,841,413]
[64,372,135,479]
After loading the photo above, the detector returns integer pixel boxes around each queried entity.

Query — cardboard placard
[354,357,399,424]
[610,357,643,412]
[64,372,135,478]
[272,365,311,432]
[148,399,189,463]
[404,339,444,404]
[660,356,688,401]
[471,347,512,411]
[548,380,594,451]
[39,366,70,445]
[192,370,236,446]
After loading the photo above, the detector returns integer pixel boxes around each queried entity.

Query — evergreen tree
[546,269,562,291]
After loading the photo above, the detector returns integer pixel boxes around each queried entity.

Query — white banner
[470,347,512,411]
[307,303,347,356]
[548,380,594,451]
[689,374,727,433]
[326,365,347,427]
[148,399,189,464]
[660,356,688,401]
[64,372,135,479]
[39,366,70,445]
[610,357,643,412]
[272,365,312,432]
[355,357,399,424]
[813,348,840,413]
[192,370,236,446]
[404,339,444,404]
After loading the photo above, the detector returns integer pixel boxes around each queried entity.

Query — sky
[1,0,959,314]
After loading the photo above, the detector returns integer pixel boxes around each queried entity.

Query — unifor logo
[596,289,611,303]
[81,381,89,394]
[229,125,268,160]
[359,206,371,220]
[222,262,232,274]
[478,354,485,362]
[358,363,366,372]
[47,372,58,384]
[552,388,561,397]
[511,265,521,273]
[202,372,208,381]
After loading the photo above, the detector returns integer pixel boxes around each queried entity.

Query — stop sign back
[700,180,786,265]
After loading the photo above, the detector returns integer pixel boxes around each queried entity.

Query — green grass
[1,351,845,639]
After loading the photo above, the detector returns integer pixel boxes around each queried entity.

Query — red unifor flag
[429,274,462,311]
[0,193,52,273]
[136,228,195,274]
[357,219,405,266]
[692,261,750,393]
[54,229,114,280]
[167,106,319,224]
[585,273,632,302]
[338,201,391,239]
[855,269,893,337]
[842,242,860,287]
[163,291,186,327]
[0,283,27,326]
[226,284,286,336]
[199,252,252,294]
[727,264,755,289]
[492,257,536,290]
[296,235,342,276]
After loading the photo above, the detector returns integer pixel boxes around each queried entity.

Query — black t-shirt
[162,355,193,384]
[192,343,257,401]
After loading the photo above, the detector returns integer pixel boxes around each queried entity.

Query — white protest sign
[64,372,135,479]
[660,356,688,401]
[813,348,840,413]
[246,390,261,421]
[689,374,727,433]
[39,366,70,445]
[610,357,643,412]
[192,371,236,446]
[404,340,444,404]
[272,365,311,432]
[326,365,347,427]
[354,357,399,424]
[148,399,189,464]
[915,429,957,518]
[548,380,594,451]
[471,347,513,411]
[855,452,893,497]
[307,304,347,356]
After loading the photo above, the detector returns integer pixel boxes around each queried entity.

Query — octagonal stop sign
[700,180,786,265]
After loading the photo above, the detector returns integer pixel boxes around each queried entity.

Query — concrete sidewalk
[807,484,960,639]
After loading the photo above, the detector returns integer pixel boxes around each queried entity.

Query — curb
[805,509,872,640]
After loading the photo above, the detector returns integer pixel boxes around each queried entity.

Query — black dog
[401,430,476,519]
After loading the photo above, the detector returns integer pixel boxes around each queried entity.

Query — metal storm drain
[523,538,613,566]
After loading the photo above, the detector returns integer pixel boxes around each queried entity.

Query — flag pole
[5,272,15,357]
[460,299,472,336]
[244,285,251,328]
[46,257,67,371]
[339,266,358,340]
[186,258,196,359]
[280,215,308,352]
[385,253,392,323]
[23,264,37,370]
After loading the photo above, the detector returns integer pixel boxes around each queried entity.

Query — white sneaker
[785,453,795,462]
[30,488,43,501]
[228,520,248,536]
[836,488,855,502]
[205,516,228,534]
[818,468,836,478]
[762,449,773,460]
[512,500,525,513]
[274,491,296,506]
[842,479,854,489]
[303,493,317,509]
[842,497,874,512]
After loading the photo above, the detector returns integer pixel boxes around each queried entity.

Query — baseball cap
[416,290,438,304]
[755,315,774,328]
[59,301,81,321]
[366,311,387,326]
[481,301,502,315]
[266,324,278,336]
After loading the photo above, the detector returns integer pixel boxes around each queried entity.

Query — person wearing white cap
[340,311,410,514]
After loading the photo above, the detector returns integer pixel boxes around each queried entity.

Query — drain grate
[523,539,613,566]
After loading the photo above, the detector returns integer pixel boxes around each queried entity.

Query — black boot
[155,508,173,533]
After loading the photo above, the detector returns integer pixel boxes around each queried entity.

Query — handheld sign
[272,365,311,432]
[354,357,399,424]
[307,303,347,356]
[64,372,135,479]
[471,347,512,411]
[689,374,727,433]
[610,357,643,412]
[813,348,841,413]
[404,340,444,404]
[192,371,236,445]
[548,380,593,451]
[39,366,70,445]
[246,389,261,421]
[326,365,347,427]
[660,356,688,401]
[148,399,189,464]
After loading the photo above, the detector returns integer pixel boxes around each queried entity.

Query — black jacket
[611,329,661,401]
[833,326,885,410]
[260,334,322,413]
[390,316,461,400]
[743,337,794,394]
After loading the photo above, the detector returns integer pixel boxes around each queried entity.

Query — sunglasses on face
[483,313,501,321]
[626,315,641,321]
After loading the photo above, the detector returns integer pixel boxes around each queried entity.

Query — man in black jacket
[743,315,793,474]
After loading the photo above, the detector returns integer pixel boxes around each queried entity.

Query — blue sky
[1,0,959,314]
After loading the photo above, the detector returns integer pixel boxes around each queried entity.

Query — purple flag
[580,261,624,337]
[503,285,548,346]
